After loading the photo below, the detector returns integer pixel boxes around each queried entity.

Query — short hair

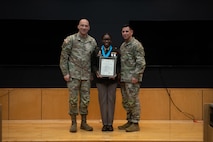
[122,24,133,30]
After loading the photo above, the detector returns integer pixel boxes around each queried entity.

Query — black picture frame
[99,56,117,77]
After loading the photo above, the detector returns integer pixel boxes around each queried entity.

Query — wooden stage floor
[2,120,203,142]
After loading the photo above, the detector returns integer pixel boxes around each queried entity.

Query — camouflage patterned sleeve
[133,42,146,79]
[59,35,72,76]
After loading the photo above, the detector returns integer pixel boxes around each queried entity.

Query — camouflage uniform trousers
[120,82,141,123]
[67,78,91,116]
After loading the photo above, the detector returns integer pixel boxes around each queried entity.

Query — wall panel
[170,89,203,120]
[41,88,69,119]
[0,88,212,120]
[0,89,9,119]
[140,88,170,120]
[203,89,213,104]
[9,89,42,120]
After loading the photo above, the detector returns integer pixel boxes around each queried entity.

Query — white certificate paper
[99,57,116,77]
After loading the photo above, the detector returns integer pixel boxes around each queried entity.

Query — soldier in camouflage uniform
[118,24,146,132]
[59,19,97,133]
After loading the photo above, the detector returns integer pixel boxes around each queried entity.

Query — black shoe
[102,125,108,131]
[107,125,113,131]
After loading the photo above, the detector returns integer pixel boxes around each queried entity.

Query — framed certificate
[99,56,117,77]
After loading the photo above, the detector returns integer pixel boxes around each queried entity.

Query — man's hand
[132,77,138,84]
[64,74,70,81]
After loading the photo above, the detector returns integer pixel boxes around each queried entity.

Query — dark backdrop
[0,19,78,65]
[130,20,213,66]
[0,0,213,88]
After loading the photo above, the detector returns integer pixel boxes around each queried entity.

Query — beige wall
[0,88,213,120]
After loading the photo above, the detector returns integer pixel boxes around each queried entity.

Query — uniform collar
[76,32,90,42]
[124,37,135,46]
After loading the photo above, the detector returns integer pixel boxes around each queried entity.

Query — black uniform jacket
[91,46,121,84]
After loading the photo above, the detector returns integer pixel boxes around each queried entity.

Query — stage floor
[2,120,203,142]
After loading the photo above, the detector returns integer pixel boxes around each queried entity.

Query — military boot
[125,123,140,132]
[69,115,77,133]
[118,121,132,130]
[80,114,93,131]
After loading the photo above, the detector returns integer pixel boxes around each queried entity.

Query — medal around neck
[99,45,117,77]
[101,45,112,57]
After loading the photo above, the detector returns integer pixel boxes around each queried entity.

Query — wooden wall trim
[0,88,213,120]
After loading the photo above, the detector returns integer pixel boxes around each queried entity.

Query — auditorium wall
[0,1,213,120]
[0,88,213,120]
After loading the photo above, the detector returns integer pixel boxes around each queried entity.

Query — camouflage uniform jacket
[120,37,146,82]
[59,32,97,80]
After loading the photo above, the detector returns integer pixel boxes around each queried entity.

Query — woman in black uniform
[92,33,120,131]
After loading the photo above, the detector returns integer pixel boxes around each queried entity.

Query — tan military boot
[80,115,93,131]
[70,115,77,133]
[118,121,132,130]
[125,123,140,132]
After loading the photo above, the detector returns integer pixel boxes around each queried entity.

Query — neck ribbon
[101,45,112,57]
